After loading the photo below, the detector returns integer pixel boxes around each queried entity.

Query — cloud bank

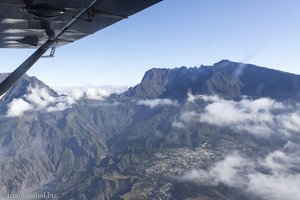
[180,94,300,137]
[179,94,300,200]
[6,98,33,117]
[57,86,128,100]
[69,87,109,100]
[181,143,300,200]
[137,98,178,109]
[6,85,128,117]
[6,86,75,117]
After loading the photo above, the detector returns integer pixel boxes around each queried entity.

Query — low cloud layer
[6,86,75,117]
[181,143,300,200]
[181,94,300,137]
[6,98,33,117]
[6,85,127,117]
[137,98,178,109]
[179,93,300,199]
[69,87,109,100]
[57,86,128,100]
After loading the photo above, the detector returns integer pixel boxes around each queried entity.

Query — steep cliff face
[125,66,213,101]
[125,60,300,101]
[209,60,300,100]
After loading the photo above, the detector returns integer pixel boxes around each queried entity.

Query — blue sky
[1,0,300,87]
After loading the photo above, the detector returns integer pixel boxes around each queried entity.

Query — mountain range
[0,60,299,200]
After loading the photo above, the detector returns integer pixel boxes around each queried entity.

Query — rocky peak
[0,73,58,104]
[125,66,212,101]
[0,73,59,116]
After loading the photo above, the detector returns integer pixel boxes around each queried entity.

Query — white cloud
[187,93,220,103]
[247,143,300,200]
[279,113,300,132]
[67,87,109,100]
[172,121,185,129]
[6,86,75,117]
[26,87,56,109]
[179,94,300,199]
[181,145,300,200]
[26,86,75,113]
[187,92,199,102]
[70,88,84,100]
[181,94,300,137]
[261,142,300,173]
[182,153,248,187]
[85,87,109,100]
[6,98,33,117]
[137,98,178,109]
[180,111,201,123]
[5,85,127,117]
[246,171,300,200]
[57,85,128,100]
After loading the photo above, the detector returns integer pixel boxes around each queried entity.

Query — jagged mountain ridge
[0,60,299,200]
[2,60,300,104]
[125,60,300,101]
[0,74,58,104]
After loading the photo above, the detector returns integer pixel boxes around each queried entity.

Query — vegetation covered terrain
[0,60,299,200]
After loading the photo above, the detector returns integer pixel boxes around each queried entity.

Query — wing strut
[0,0,101,97]
[42,41,57,58]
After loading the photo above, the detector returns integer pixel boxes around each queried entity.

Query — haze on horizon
[1,0,299,87]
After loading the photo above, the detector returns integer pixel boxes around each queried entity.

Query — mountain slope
[0,60,300,200]
[0,74,57,104]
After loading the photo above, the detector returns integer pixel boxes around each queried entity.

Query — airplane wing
[0,0,162,96]
[0,0,162,48]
